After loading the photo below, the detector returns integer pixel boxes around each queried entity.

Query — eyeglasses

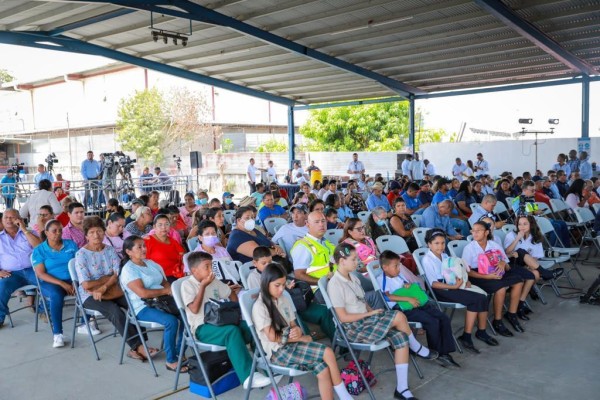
[353,226,365,232]
[38,213,51,218]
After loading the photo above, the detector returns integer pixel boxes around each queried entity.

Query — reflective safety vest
[292,236,336,278]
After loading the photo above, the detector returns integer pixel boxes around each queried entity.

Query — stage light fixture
[548,118,559,125]
[518,118,533,124]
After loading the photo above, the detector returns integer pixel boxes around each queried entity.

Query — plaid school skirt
[271,341,328,376]
[342,310,409,350]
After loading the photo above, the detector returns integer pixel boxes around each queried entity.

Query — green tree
[116,88,167,164]
[300,101,410,151]
[415,128,457,151]
[0,69,14,85]
[256,138,288,152]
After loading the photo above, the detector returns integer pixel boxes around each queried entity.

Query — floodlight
[518,118,533,124]
[548,118,559,125]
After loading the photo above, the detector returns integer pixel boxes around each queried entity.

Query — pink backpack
[264,382,307,400]
[340,360,377,395]
[477,249,505,276]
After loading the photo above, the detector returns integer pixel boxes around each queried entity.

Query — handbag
[142,295,179,316]
[477,249,505,276]
[264,382,307,400]
[287,281,314,312]
[203,298,241,326]
[340,360,377,395]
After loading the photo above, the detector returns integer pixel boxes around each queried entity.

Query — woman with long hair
[455,180,475,217]
[389,198,418,252]
[103,212,126,258]
[564,178,589,210]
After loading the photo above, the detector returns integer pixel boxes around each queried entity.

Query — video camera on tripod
[10,162,25,174]
[100,151,137,174]
[173,154,182,171]
[45,152,58,171]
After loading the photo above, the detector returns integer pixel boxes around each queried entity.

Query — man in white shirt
[474,153,489,178]
[451,158,467,182]
[271,204,309,253]
[290,161,307,184]
[266,160,277,183]
[410,153,425,181]
[424,159,436,176]
[347,153,365,181]
[401,154,413,177]
[579,151,592,180]
[247,158,258,194]
[19,179,62,228]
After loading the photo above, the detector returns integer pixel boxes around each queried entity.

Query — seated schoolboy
[377,251,459,368]
[248,246,335,342]
[325,208,341,230]
[181,252,271,389]
[252,263,352,400]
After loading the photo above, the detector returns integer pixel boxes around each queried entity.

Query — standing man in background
[81,151,101,211]
[452,158,467,182]
[247,158,258,195]
[34,164,54,186]
[410,153,425,181]
[474,153,489,178]
[424,159,436,176]
[266,160,277,183]
[347,153,365,182]
[401,154,413,177]
[579,151,592,180]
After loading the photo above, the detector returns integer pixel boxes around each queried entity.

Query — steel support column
[582,75,590,138]
[408,97,415,153]
[288,106,296,169]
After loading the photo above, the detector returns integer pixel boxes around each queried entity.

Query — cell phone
[221,279,236,286]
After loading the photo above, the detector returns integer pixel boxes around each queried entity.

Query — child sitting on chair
[328,242,437,400]
[377,250,459,368]
[181,251,271,389]
[252,263,352,400]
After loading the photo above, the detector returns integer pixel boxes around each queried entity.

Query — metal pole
[582,75,590,138]
[408,97,415,153]
[288,106,295,169]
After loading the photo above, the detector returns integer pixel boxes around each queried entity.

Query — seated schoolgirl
[503,215,564,320]
[462,221,525,336]
[181,251,271,389]
[377,250,458,368]
[328,242,437,400]
[252,263,352,400]
[421,229,496,353]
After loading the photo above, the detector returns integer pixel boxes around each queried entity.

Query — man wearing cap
[410,153,425,181]
[222,192,236,210]
[272,204,309,253]
[1,169,17,209]
[474,153,489,179]
[366,182,391,212]
[347,153,365,181]
[386,180,402,205]
[452,158,467,182]
[126,198,144,225]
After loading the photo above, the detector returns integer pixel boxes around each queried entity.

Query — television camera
[45,152,58,171]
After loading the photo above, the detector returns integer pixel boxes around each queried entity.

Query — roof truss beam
[473,0,598,75]
[47,8,136,36]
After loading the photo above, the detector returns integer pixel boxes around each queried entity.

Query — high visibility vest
[292,236,336,278]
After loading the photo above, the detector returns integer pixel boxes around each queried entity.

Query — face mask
[225,198,233,205]
[376,219,386,227]
[244,219,256,231]
[196,198,208,206]
[202,235,220,247]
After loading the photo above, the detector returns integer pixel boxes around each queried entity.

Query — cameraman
[81,151,101,210]
[1,169,17,209]
[34,164,54,186]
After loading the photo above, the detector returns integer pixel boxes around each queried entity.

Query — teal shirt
[31,239,78,281]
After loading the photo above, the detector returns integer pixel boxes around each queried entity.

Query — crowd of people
[0,148,596,399]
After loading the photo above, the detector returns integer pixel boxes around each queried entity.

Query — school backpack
[264,382,307,400]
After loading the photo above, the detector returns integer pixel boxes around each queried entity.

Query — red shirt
[387,191,399,206]
[57,212,70,227]
[145,235,185,278]
[534,190,551,207]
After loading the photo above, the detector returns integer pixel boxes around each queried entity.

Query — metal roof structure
[0,0,598,107]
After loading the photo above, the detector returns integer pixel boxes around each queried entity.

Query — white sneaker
[243,372,280,389]
[53,334,65,348]
[77,321,101,336]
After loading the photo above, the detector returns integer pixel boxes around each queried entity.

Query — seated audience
[124,206,153,239]
[366,182,391,212]
[417,180,433,207]
[389,198,418,252]
[257,192,287,226]
[455,181,475,217]
[272,204,309,253]
[402,183,426,216]
[422,200,463,240]
[179,192,200,231]
[19,179,62,228]
[365,206,390,241]
[62,202,87,248]
[145,214,185,283]
[33,205,54,236]
[103,212,126,257]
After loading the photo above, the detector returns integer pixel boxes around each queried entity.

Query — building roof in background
[0,0,598,105]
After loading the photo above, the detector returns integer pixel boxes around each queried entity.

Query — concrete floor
[1,260,600,400]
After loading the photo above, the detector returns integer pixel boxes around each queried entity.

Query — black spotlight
[548,118,559,125]
[173,37,177,45]
[182,38,188,47]
[163,35,168,44]
[518,118,533,124]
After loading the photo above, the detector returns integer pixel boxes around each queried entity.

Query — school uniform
[328,271,408,350]
[253,294,328,375]
[421,251,488,312]
[503,232,541,281]
[377,271,455,355]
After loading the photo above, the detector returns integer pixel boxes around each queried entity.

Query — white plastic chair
[447,240,468,258]
[357,211,371,224]
[324,229,343,245]
[410,214,421,227]
[264,217,287,236]
[239,289,311,400]
[469,203,479,212]
[501,224,516,234]
[375,235,409,255]
[239,261,254,290]
[171,277,227,394]
[223,210,235,225]
[573,207,600,252]
[412,227,430,248]
[187,237,199,251]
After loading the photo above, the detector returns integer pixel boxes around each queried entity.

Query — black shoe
[539,267,564,280]
[458,337,480,354]
[436,354,452,368]
[444,354,461,368]
[475,331,499,346]
[394,389,418,400]
[504,313,525,333]
[413,345,439,360]
[529,290,539,301]
[516,309,530,321]
[521,303,534,315]
[492,320,514,337]
[551,268,564,280]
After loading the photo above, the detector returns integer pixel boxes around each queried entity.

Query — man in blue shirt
[401,182,426,215]
[366,182,391,212]
[421,200,463,241]
[579,151,592,180]
[80,151,101,210]
[34,164,54,185]
[257,191,287,226]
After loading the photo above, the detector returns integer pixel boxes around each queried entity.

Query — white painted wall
[421,137,598,178]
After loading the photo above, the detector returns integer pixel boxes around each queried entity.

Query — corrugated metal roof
[0,0,598,104]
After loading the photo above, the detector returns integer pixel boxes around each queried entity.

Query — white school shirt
[421,250,447,286]
[503,232,543,259]
[376,273,410,309]
[475,159,489,174]
[462,240,508,271]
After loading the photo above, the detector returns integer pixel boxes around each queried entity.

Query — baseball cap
[291,203,308,213]
[131,198,145,206]
[223,192,234,198]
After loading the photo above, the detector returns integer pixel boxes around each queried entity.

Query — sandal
[127,349,147,362]
[166,363,189,373]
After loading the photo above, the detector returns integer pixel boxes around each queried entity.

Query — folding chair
[240,289,312,400]
[5,283,44,330]
[493,201,512,223]
[264,217,287,236]
[501,224,516,234]
[549,199,584,237]
[593,203,600,215]
[535,202,553,216]
[318,277,396,400]
[171,277,227,394]
[118,281,166,377]
[412,227,430,249]
[365,263,424,379]
[505,197,515,208]
[469,203,479,213]
[447,240,468,258]
[357,211,371,224]
[493,229,506,246]
[276,238,293,261]
[410,214,422,227]
[324,229,343,245]
[223,210,235,226]
[67,260,117,360]
[187,237,199,251]
[573,207,600,254]
[534,216,583,282]
[239,261,254,290]
[375,235,409,255]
